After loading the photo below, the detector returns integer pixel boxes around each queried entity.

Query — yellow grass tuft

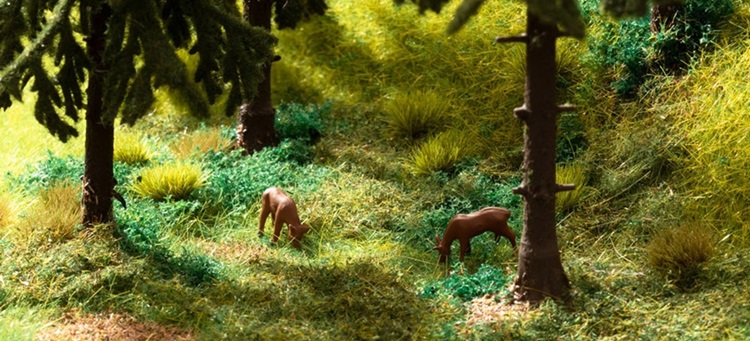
[382,90,451,140]
[12,182,81,247]
[556,163,588,212]
[130,162,208,201]
[114,130,151,165]
[647,225,715,284]
[409,129,478,176]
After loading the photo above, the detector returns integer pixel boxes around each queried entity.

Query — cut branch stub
[514,106,530,121]
[495,34,528,44]
[512,185,529,196]
[556,183,576,192]
[557,104,576,112]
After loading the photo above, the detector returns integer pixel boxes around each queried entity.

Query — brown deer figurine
[434,207,516,263]
[259,187,310,249]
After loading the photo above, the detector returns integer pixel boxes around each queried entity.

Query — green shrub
[647,225,715,286]
[114,132,151,165]
[382,90,450,140]
[275,101,328,143]
[421,263,512,302]
[409,130,477,176]
[130,163,208,201]
[556,163,588,212]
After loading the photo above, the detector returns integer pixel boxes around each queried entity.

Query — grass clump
[114,131,151,165]
[13,182,81,247]
[647,225,715,287]
[130,163,208,201]
[409,130,477,176]
[170,127,231,159]
[556,163,588,212]
[382,90,450,140]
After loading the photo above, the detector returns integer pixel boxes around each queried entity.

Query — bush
[409,130,477,176]
[647,225,715,287]
[275,101,328,143]
[421,263,512,302]
[382,90,450,140]
[114,132,151,165]
[130,163,208,201]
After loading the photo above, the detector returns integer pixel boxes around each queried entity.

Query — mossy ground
[2,0,750,339]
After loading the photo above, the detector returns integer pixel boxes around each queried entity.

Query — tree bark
[237,0,279,154]
[512,12,570,304]
[82,3,114,226]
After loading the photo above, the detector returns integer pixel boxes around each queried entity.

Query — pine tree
[0,0,275,226]
[396,0,683,305]
[237,0,327,154]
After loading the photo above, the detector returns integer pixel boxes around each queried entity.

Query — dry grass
[647,225,715,282]
[170,128,231,159]
[11,182,81,247]
[36,311,194,341]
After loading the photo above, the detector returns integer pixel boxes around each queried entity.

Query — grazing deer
[434,207,516,263]
[259,187,310,249]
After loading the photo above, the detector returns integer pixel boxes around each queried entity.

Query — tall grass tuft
[647,225,715,287]
[114,131,151,165]
[130,163,208,201]
[13,182,81,247]
[0,193,13,228]
[171,128,231,159]
[382,90,450,140]
[409,130,477,176]
[556,163,588,212]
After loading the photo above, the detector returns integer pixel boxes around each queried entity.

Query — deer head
[290,224,311,249]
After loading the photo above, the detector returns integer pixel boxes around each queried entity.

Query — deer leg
[259,205,271,237]
[459,239,470,262]
[272,217,284,244]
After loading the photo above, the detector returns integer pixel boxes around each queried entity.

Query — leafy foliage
[422,263,512,302]
[275,101,329,143]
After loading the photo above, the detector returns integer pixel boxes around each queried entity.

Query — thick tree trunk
[237,0,278,154]
[82,4,114,226]
[512,13,570,304]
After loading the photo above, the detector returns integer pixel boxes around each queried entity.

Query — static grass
[0,306,56,341]
[652,2,750,242]
[114,129,151,165]
[409,129,479,176]
[556,163,589,212]
[382,89,450,140]
[647,225,715,287]
[170,127,231,160]
[10,181,81,248]
[129,162,208,201]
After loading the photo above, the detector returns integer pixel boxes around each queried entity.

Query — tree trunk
[512,12,570,304]
[237,0,278,154]
[82,3,114,226]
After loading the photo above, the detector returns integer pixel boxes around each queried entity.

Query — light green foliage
[421,263,512,302]
[130,163,207,201]
[556,163,588,212]
[382,90,450,140]
[647,225,715,286]
[409,130,477,176]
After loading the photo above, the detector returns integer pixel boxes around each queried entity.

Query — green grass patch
[130,162,208,201]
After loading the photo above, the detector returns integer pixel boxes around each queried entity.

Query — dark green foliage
[421,263,512,302]
[274,0,329,30]
[117,199,222,286]
[10,153,132,194]
[199,148,330,210]
[1,0,275,139]
[583,0,733,97]
[275,101,328,143]
[557,113,587,163]
[651,0,733,72]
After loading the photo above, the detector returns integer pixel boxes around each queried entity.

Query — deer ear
[435,235,441,245]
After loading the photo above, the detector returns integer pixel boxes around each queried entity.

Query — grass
[0,0,749,339]
[129,162,208,201]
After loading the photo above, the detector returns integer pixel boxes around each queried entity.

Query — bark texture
[82,4,115,226]
[237,0,279,154]
[512,13,570,304]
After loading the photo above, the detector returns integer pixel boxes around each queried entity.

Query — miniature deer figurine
[259,187,310,249]
[434,207,516,263]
